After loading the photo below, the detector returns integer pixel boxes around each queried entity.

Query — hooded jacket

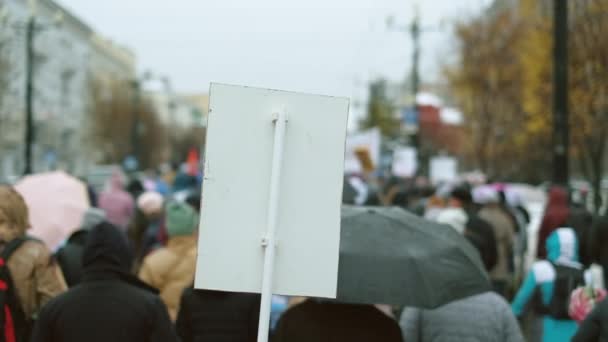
[98,171,135,230]
[31,222,178,342]
[139,235,197,321]
[400,291,523,342]
[478,205,515,281]
[537,187,570,258]
[512,228,581,342]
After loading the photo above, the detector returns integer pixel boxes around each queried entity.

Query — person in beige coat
[0,186,67,324]
[476,187,516,297]
[139,201,198,321]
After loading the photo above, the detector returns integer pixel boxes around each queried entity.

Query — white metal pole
[257,111,288,342]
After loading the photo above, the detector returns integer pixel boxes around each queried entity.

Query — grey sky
[58,0,490,107]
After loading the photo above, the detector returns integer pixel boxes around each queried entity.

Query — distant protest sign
[392,147,418,178]
[344,128,381,174]
[430,156,458,184]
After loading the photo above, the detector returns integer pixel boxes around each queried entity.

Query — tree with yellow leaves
[518,0,608,211]
[448,0,608,207]
[88,78,167,169]
[446,9,548,182]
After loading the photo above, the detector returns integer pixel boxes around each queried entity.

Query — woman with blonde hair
[0,185,67,339]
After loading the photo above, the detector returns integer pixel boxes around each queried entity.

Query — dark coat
[31,223,178,342]
[465,213,498,272]
[272,300,403,342]
[572,298,608,342]
[590,216,608,287]
[176,288,261,342]
[567,205,594,267]
[55,230,88,287]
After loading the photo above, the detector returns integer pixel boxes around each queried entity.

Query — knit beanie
[166,201,199,237]
[137,191,164,216]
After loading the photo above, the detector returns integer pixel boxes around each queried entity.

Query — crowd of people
[0,164,607,341]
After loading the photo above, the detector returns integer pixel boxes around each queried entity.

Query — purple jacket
[98,172,135,230]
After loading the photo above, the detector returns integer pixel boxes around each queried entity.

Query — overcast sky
[58,0,491,117]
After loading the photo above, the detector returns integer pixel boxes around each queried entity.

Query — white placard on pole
[344,128,381,174]
[195,83,348,341]
[392,147,417,177]
[430,156,458,185]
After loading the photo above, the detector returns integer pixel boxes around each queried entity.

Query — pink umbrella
[15,171,90,251]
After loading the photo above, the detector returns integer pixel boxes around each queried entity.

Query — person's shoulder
[476,291,510,307]
[529,260,554,282]
[16,238,51,259]
[115,280,162,303]
[37,285,74,315]
[142,247,172,264]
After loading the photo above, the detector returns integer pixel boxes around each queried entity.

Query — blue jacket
[512,228,581,342]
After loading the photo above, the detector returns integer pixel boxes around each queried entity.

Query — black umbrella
[337,205,491,309]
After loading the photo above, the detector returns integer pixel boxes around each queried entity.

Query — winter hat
[166,201,199,237]
[137,191,164,216]
[436,208,468,234]
[473,186,499,205]
[81,208,106,231]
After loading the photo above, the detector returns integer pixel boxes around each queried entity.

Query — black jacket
[176,288,261,342]
[465,213,498,272]
[55,230,88,287]
[572,298,608,342]
[272,300,403,342]
[590,216,608,287]
[568,206,594,267]
[31,222,178,342]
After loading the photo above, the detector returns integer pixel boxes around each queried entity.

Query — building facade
[0,0,135,180]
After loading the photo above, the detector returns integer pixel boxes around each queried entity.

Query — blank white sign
[392,147,418,178]
[195,83,349,298]
[430,156,458,185]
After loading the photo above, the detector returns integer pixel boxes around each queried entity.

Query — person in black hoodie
[31,222,178,342]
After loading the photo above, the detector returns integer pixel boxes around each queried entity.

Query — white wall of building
[0,0,135,180]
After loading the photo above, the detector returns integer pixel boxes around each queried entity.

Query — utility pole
[410,7,422,174]
[23,16,35,175]
[410,9,420,99]
[553,0,569,185]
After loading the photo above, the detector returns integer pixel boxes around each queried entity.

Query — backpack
[547,262,585,319]
[0,237,33,342]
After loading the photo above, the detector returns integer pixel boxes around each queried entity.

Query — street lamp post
[130,79,141,166]
[20,0,62,175]
[387,6,442,176]
[24,16,35,175]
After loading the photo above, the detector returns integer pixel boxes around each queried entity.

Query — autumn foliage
[88,79,166,169]
[447,0,608,199]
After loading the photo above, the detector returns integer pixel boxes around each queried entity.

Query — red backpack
[0,237,32,342]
